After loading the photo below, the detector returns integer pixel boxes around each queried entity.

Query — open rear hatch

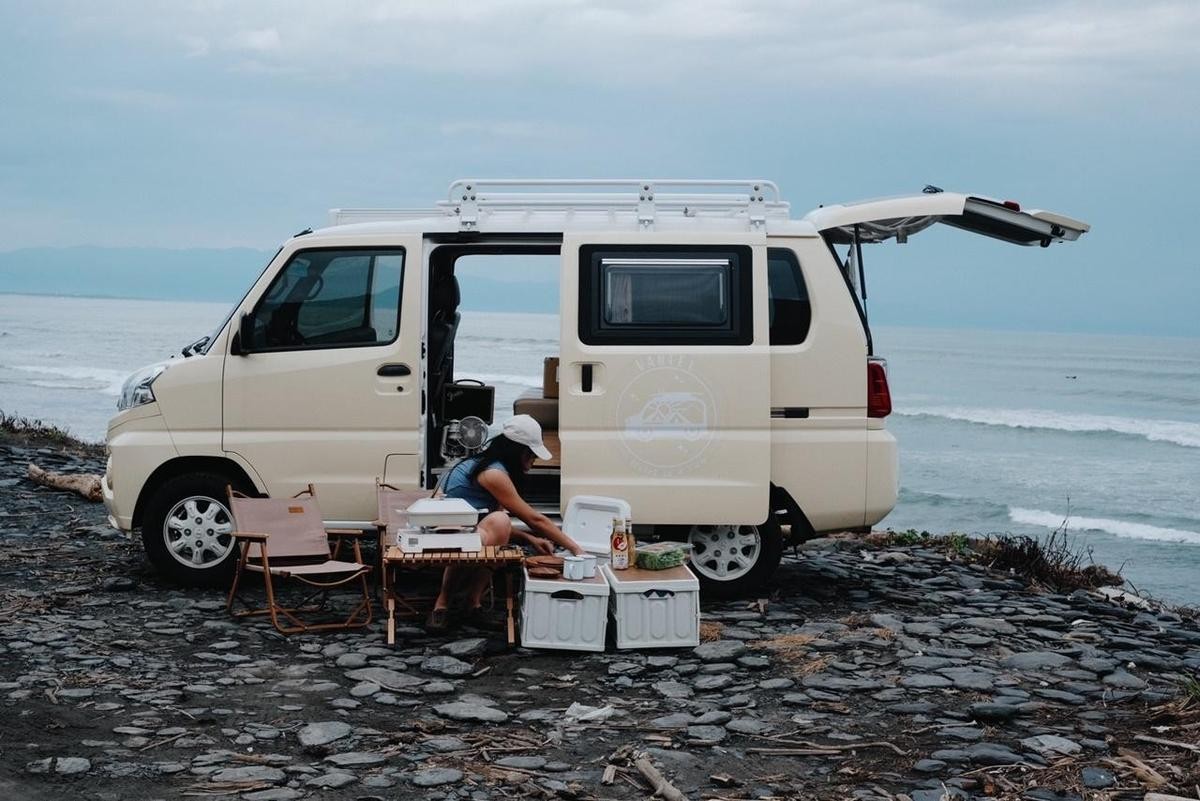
[803,188,1089,247]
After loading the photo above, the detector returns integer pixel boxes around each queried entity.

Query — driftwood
[26,464,103,502]
[633,750,688,801]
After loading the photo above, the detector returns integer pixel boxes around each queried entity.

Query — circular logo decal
[616,358,717,473]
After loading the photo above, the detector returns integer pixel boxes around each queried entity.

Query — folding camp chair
[225,485,373,635]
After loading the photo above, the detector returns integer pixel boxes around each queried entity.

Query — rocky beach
[1,429,1198,801]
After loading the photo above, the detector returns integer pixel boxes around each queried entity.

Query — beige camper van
[103,180,1088,595]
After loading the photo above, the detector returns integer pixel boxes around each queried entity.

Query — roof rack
[330,178,790,232]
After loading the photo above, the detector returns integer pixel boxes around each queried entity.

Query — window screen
[580,245,752,345]
[248,248,404,351]
[767,248,811,345]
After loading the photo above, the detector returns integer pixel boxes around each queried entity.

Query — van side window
[248,248,404,351]
[579,245,752,345]
[767,248,811,345]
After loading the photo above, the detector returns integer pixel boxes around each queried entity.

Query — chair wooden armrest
[327,528,371,538]
[234,531,269,541]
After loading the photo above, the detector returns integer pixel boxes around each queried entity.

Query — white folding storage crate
[519,566,610,652]
[601,564,701,649]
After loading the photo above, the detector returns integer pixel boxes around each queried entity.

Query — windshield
[196,246,282,355]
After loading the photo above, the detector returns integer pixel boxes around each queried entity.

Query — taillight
[867,358,892,418]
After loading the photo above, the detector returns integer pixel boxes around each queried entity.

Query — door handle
[377,363,411,377]
[581,363,593,393]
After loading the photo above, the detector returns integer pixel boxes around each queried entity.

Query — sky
[1,1,1199,335]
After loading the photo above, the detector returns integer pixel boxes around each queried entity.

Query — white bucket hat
[502,414,552,461]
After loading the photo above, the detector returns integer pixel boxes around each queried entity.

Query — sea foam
[9,364,128,395]
[899,406,1200,449]
[1009,507,1200,545]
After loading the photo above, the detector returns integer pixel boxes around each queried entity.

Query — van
[103,179,1088,596]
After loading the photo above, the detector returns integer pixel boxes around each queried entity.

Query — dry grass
[698,621,724,642]
[758,633,825,675]
[975,531,1122,592]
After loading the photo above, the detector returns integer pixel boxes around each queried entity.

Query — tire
[141,472,245,586]
[686,516,783,599]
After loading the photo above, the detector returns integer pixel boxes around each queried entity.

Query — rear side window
[579,245,752,345]
[248,248,404,351]
[767,248,811,345]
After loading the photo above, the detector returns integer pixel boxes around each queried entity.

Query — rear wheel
[687,517,782,598]
[141,472,244,586]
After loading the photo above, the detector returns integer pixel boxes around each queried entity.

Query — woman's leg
[466,513,512,608]
[432,512,512,611]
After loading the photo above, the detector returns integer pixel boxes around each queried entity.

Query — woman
[428,414,585,632]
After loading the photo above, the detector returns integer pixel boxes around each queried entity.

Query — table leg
[505,568,516,646]
[386,595,395,646]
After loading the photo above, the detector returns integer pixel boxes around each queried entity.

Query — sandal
[463,606,503,632]
[425,606,451,634]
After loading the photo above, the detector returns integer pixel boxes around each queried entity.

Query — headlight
[117,364,167,411]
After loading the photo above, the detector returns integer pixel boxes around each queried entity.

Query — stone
[421,655,474,677]
[900,674,952,689]
[1021,734,1082,756]
[55,757,91,775]
[965,742,1023,765]
[442,637,489,658]
[693,641,747,662]
[913,758,946,773]
[727,718,774,735]
[325,751,387,766]
[1102,669,1147,689]
[411,767,463,787]
[653,680,693,699]
[244,790,303,801]
[423,736,468,752]
[686,724,727,742]
[969,702,1020,723]
[335,653,368,669]
[297,721,352,747]
[938,667,995,690]
[435,702,508,723]
[344,667,425,691]
[694,674,734,691]
[1081,766,1116,788]
[1002,651,1072,671]
[495,755,547,769]
[651,713,694,728]
[211,765,286,783]
[306,772,357,789]
[962,616,1017,634]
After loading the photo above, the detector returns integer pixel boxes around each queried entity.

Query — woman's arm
[477,469,585,555]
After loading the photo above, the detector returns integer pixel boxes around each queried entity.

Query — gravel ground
[1,431,1198,801]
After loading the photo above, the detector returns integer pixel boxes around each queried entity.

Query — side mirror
[231,312,253,356]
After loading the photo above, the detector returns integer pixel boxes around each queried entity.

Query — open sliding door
[559,232,771,525]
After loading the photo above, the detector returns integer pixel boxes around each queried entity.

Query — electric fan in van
[441,415,489,463]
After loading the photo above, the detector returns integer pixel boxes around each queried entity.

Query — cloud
[227,27,281,53]
[180,34,209,58]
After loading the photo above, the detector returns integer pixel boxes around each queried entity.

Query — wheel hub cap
[164,496,234,569]
[687,524,761,582]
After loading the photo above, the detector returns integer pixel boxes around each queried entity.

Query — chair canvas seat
[246,559,368,576]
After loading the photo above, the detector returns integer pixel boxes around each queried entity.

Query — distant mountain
[0,246,558,313]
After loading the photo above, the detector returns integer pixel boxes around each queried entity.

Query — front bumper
[104,406,177,532]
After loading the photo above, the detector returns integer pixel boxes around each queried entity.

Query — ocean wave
[462,372,541,388]
[1009,507,1200,545]
[7,363,128,395]
[898,406,1200,449]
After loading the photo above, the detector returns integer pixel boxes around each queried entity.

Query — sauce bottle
[610,517,629,570]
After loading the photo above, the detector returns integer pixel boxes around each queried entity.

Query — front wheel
[686,517,783,598]
[141,472,244,586]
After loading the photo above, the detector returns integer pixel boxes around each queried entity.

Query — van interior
[424,242,563,508]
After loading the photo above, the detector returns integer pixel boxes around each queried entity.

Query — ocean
[2,293,1198,605]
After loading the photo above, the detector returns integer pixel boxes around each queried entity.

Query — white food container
[520,565,610,652]
[404,497,482,528]
[601,563,700,649]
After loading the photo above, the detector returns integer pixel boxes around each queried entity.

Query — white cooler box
[519,566,610,652]
[602,564,700,649]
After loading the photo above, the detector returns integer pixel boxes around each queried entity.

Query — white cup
[580,554,597,578]
[563,556,585,580]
